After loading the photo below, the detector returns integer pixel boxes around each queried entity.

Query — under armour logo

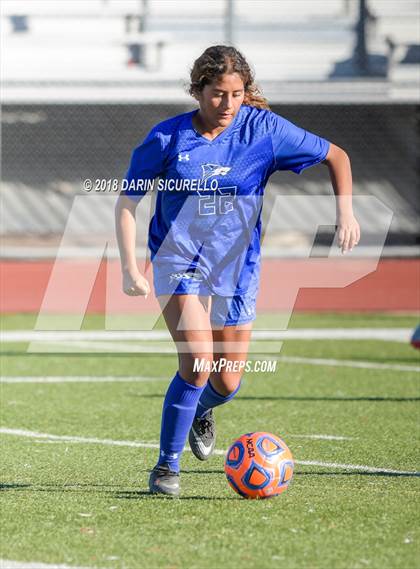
[178,153,190,161]
[169,270,204,283]
[161,450,179,459]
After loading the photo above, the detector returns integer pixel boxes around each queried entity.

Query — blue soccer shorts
[152,265,257,327]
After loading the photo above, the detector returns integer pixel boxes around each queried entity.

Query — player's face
[197,73,245,130]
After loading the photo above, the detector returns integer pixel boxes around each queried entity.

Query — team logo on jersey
[201,163,231,183]
[178,153,190,161]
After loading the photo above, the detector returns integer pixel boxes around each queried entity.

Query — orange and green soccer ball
[224,432,294,499]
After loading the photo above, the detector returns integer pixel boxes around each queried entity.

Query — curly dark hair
[188,45,270,110]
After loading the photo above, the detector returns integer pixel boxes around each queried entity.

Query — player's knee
[179,354,213,386]
[211,371,243,396]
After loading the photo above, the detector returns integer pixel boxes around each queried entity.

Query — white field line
[22,339,420,369]
[255,355,420,373]
[26,341,177,353]
[2,349,419,383]
[255,329,412,342]
[31,434,353,443]
[288,434,354,441]
[0,427,351,443]
[0,376,168,384]
[0,561,102,569]
[20,343,420,372]
[0,328,413,342]
[294,459,419,475]
[1,428,418,476]
[0,428,160,450]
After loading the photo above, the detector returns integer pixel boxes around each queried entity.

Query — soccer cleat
[148,463,180,496]
[188,409,216,461]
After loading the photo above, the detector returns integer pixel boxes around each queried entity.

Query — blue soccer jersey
[123,104,330,296]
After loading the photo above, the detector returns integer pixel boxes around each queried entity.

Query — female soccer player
[115,45,360,496]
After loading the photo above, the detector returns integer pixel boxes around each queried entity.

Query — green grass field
[1,313,419,569]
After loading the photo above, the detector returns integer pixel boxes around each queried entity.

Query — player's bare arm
[115,194,150,297]
[323,143,361,253]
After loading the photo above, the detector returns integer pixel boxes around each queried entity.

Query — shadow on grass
[2,464,418,501]
[138,469,224,475]
[138,394,420,402]
[0,483,31,490]
[295,471,420,478]
[1,483,129,492]
[237,396,420,402]
[115,490,238,500]
[0,483,236,499]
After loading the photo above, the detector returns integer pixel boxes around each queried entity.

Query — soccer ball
[224,432,294,499]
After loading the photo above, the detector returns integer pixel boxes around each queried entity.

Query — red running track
[0,259,419,314]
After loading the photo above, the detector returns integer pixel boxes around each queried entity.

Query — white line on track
[0,328,413,342]
[1,428,417,476]
[0,376,167,384]
[0,560,102,569]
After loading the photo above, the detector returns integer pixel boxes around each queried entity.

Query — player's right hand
[122,269,151,297]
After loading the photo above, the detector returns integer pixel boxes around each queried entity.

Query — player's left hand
[336,213,360,254]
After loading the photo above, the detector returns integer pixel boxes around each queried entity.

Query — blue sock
[157,371,206,473]
[195,379,242,419]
